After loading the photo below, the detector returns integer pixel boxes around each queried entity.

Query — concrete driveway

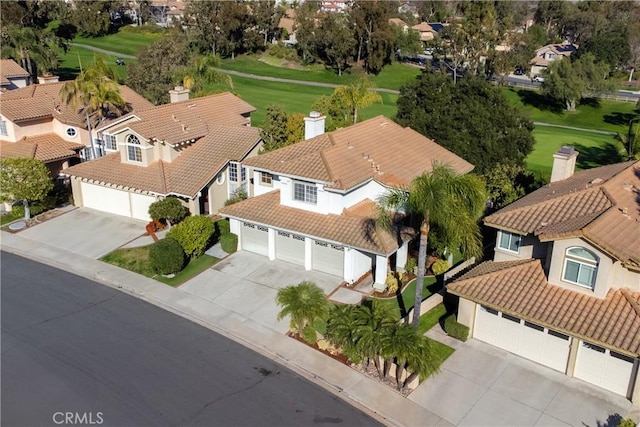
[18,208,146,259]
[410,339,632,426]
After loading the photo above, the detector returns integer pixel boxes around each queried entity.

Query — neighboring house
[320,0,349,13]
[389,18,409,33]
[448,147,640,404]
[0,59,31,91]
[278,8,297,47]
[0,79,153,177]
[219,113,473,285]
[411,22,446,43]
[150,0,186,27]
[63,89,262,221]
[530,42,577,77]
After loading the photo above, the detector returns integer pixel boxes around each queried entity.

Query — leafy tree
[349,0,396,74]
[260,105,289,152]
[333,78,382,125]
[534,0,569,40]
[1,25,59,82]
[149,237,186,275]
[483,164,542,210]
[167,215,215,258]
[395,71,534,173]
[251,0,284,47]
[378,163,486,328]
[312,93,351,131]
[293,1,320,64]
[148,197,187,226]
[276,281,329,336]
[394,27,422,59]
[616,116,640,160]
[316,12,356,76]
[432,25,468,83]
[0,158,53,220]
[175,55,232,98]
[579,23,630,71]
[68,0,114,37]
[285,113,305,145]
[417,0,451,23]
[184,0,248,58]
[542,53,614,111]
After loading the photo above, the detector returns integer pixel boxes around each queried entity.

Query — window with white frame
[126,134,142,162]
[104,134,117,150]
[66,127,77,138]
[0,120,7,136]
[228,163,238,182]
[261,172,272,186]
[498,230,522,253]
[241,165,246,182]
[293,181,317,204]
[562,247,598,289]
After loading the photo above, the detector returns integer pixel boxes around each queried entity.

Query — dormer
[119,132,153,166]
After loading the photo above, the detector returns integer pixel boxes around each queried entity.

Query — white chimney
[169,86,190,103]
[304,111,326,140]
[37,75,59,84]
[550,146,579,182]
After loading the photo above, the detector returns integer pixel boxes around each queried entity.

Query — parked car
[115,58,125,66]
[514,67,525,76]
[533,76,544,83]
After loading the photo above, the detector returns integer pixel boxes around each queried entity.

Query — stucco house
[63,89,262,221]
[0,79,153,177]
[0,59,31,91]
[448,147,640,404]
[530,42,577,77]
[219,113,473,285]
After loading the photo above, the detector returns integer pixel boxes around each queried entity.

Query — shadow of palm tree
[604,111,638,126]
[573,142,625,170]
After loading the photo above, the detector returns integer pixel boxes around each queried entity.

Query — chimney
[550,146,579,182]
[304,111,325,140]
[169,86,190,103]
[37,75,59,85]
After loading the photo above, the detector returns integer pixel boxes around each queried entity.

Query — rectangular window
[563,259,596,288]
[501,313,521,323]
[293,181,317,204]
[261,172,273,186]
[241,165,246,182]
[104,134,117,150]
[481,305,498,315]
[524,321,544,332]
[498,231,522,253]
[127,145,142,162]
[229,163,238,182]
[0,120,7,136]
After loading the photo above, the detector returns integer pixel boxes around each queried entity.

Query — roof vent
[187,104,197,109]
[590,178,603,185]
[181,124,187,132]
[622,183,634,191]
[380,121,388,127]
[619,207,628,215]
[172,114,179,122]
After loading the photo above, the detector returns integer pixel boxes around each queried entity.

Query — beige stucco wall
[548,238,614,299]
[0,114,18,141]
[70,177,84,207]
[457,298,476,335]
[209,166,229,214]
[607,262,640,293]
[118,131,153,166]
[7,117,52,141]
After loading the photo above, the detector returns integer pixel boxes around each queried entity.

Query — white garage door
[81,182,131,217]
[241,222,268,256]
[474,305,570,372]
[275,231,305,265]
[574,341,635,397]
[130,193,155,221]
[312,241,344,277]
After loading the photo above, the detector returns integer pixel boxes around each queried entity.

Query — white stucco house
[448,148,640,404]
[219,113,474,285]
[63,88,263,221]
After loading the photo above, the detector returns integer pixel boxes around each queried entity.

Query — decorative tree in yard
[378,163,487,328]
[276,281,329,336]
[166,215,215,258]
[148,197,187,226]
[382,322,436,391]
[0,158,53,220]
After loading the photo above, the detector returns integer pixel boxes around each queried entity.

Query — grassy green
[101,245,218,287]
[73,27,163,56]
[425,337,455,377]
[57,45,134,82]
[206,76,398,127]
[372,276,439,320]
[0,210,25,226]
[417,303,447,335]
[526,126,626,179]
[502,87,637,134]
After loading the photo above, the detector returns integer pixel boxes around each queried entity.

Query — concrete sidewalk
[0,231,447,427]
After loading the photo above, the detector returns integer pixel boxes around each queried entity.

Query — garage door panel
[81,182,130,217]
[519,321,545,364]
[542,330,570,372]
[312,241,344,277]
[474,305,499,343]
[241,223,268,256]
[130,193,155,221]
[275,231,305,265]
[575,342,634,397]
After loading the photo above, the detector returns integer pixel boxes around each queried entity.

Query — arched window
[562,247,599,289]
[126,134,142,162]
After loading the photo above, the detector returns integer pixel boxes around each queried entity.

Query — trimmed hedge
[220,232,238,253]
[167,215,215,258]
[443,314,469,342]
[149,237,186,275]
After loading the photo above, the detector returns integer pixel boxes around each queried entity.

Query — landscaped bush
[224,187,247,206]
[167,215,215,258]
[405,257,417,274]
[431,259,450,276]
[220,232,238,253]
[302,324,318,344]
[149,237,186,275]
[148,197,186,225]
[385,272,399,294]
[443,314,469,342]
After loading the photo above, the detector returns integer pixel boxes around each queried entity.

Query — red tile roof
[448,260,640,356]
[1,133,84,163]
[0,59,30,85]
[485,161,640,269]
[244,116,474,191]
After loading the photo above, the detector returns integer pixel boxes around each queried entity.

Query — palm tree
[351,301,397,378]
[276,281,329,336]
[382,323,436,391]
[60,56,129,159]
[333,77,382,124]
[2,26,53,83]
[378,162,487,328]
[616,115,640,160]
[175,55,232,97]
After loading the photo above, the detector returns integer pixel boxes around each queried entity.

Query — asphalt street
[1,252,380,427]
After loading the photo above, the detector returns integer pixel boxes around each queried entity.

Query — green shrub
[167,215,215,258]
[149,237,186,275]
[431,259,450,276]
[302,324,317,343]
[224,187,247,206]
[619,419,636,427]
[220,232,238,253]
[405,257,417,273]
[148,197,186,225]
[443,314,469,342]
[215,218,230,235]
[385,272,399,293]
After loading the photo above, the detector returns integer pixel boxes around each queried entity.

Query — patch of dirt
[287,332,350,365]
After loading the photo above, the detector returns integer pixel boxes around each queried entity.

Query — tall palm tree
[276,281,329,336]
[382,323,436,391]
[351,301,396,378]
[60,56,128,159]
[2,26,52,83]
[333,77,382,124]
[378,162,487,328]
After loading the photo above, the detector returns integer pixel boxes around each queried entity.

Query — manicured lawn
[0,210,24,226]
[425,337,455,377]
[101,245,218,287]
[372,276,439,320]
[502,87,637,134]
[527,127,626,179]
[418,303,447,335]
[205,76,397,127]
[73,27,164,56]
[57,45,134,82]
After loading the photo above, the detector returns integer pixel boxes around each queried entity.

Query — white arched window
[126,134,142,162]
[562,247,599,289]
